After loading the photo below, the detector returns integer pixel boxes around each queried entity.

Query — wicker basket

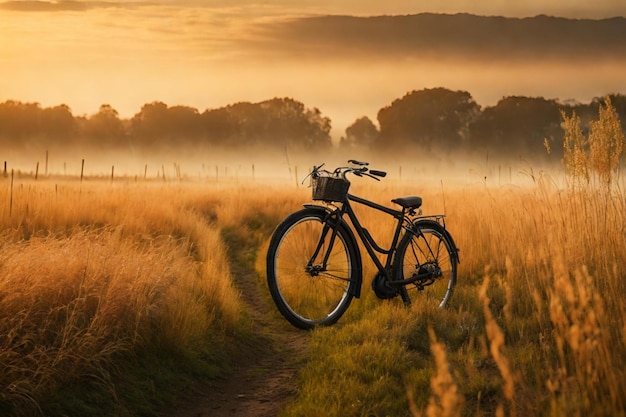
[312,176,350,202]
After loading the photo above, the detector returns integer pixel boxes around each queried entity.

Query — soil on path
[165,231,309,417]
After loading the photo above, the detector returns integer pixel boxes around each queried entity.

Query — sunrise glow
[1,0,625,138]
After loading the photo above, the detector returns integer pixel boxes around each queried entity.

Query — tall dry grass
[280,100,626,417]
[0,180,244,415]
[277,173,626,417]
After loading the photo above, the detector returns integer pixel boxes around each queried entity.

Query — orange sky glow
[1,0,625,139]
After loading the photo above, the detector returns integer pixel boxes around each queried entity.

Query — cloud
[0,1,134,12]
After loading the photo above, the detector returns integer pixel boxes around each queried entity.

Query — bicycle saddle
[391,196,422,209]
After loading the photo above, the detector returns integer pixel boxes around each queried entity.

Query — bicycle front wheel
[393,220,458,307]
[266,207,359,329]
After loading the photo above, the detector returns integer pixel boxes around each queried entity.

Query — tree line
[1,89,624,160]
[0,98,332,152]
[342,88,626,161]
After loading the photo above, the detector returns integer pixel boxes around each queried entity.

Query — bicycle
[266,160,459,330]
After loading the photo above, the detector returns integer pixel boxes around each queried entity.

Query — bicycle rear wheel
[393,220,457,307]
[266,207,359,329]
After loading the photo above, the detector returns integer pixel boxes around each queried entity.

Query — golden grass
[1,149,625,416]
[279,173,626,417]
[0,179,248,414]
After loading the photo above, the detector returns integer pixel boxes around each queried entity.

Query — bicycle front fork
[305,218,339,274]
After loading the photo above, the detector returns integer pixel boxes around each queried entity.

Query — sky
[1,0,626,139]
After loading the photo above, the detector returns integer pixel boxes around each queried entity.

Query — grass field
[0,163,624,416]
[277,174,626,417]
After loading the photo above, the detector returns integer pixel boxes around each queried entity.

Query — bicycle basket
[312,175,350,202]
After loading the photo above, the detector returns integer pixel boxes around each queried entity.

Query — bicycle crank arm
[388,271,437,286]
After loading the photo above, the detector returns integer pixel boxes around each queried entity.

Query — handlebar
[308,161,387,182]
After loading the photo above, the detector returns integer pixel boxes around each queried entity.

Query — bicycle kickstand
[399,286,411,307]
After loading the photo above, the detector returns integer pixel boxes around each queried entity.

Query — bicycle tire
[266,207,359,329]
[393,219,458,307]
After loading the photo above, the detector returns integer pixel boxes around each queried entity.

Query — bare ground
[164,233,309,417]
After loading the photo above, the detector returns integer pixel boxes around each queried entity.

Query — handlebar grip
[370,170,387,177]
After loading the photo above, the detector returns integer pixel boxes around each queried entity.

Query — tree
[299,105,332,150]
[201,98,332,150]
[167,105,203,144]
[201,107,236,144]
[469,96,562,158]
[374,88,480,152]
[131,101,169,146]
[340,116,379,149]
[130,102,202,147]
[40,104,75,142]
[0,100,43,144]
[83,104,125,146]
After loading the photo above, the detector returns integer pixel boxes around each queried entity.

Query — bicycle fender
[303,204,364,297]
[412,219,460,264]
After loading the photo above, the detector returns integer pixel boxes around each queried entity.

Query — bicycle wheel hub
[372,272,398,299]
[306,264,324,277]
[413,262,440,289]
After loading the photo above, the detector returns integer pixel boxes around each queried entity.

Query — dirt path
[166,231,309,417]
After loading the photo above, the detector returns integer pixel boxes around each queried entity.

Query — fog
[1,9,622,190]
[5,56,622,143]
[0,142,567,198]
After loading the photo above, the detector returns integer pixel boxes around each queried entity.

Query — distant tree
[201,107,236,144]
[167,105,202,142]
[0,100,43,144]
[469,96,562,158]
[40,104,75,142]
[201,98,332,150]
[340,116,379,149]
[222,101,266,147]
[83,104,126,146]
[247,97,332,149]
[130,101,169,146]
[374,88,480,152]
[297,105,332,150]
[130,102,202,147]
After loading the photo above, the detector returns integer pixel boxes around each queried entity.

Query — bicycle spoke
[318,272,352,282]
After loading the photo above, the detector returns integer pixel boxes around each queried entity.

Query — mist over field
[1,9,625,190]
[1,91,623,189]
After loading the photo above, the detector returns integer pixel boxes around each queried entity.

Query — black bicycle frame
[313,193,410,281]
[305,191,454,306]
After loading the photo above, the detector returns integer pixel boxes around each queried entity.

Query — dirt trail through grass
[166,227,309,417]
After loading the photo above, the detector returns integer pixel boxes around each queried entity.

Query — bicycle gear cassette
[372,272,398,299]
